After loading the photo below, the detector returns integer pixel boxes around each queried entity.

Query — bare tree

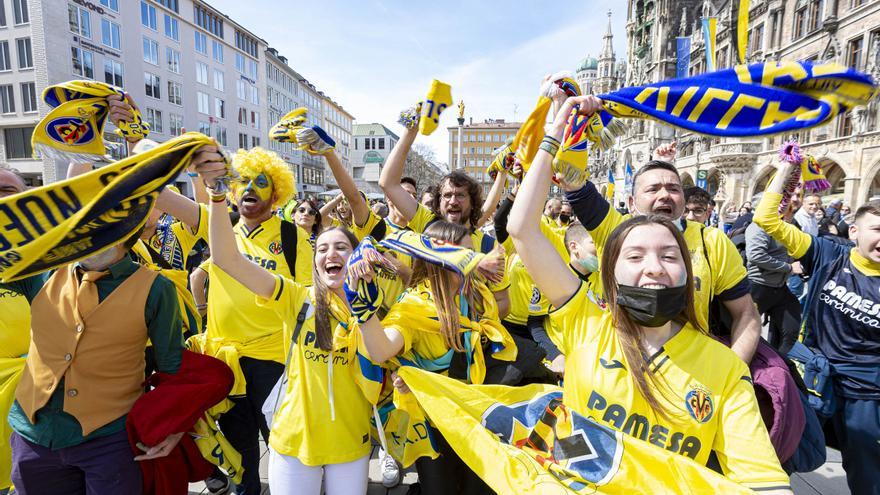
[403,143,447,191]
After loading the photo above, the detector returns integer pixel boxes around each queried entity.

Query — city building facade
[611,0,880,211]
[447,118,519,195]
[351,122,398,193]
[0,0,353,199]
[321,94,353,189]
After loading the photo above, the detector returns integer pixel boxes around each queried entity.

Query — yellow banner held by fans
[398,367,755,494]
[0,132,215,282]
[737,0,750,64]
[512,97,552,175]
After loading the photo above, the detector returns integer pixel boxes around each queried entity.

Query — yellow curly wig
[232,147,296,208]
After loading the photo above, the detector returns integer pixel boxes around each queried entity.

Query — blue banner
[676,37,691,78]
[702,18,717,72]
[624,162,634,196]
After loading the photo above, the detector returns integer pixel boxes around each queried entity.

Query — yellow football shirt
[0,289,30,359]
[407,204,510,292]
[205,216,313,362]
[259,275,372,466]
[549,282,790,491]
[588,210,747,330]
[141,206,209,270]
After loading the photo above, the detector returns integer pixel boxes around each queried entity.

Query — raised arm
[508,97,601,308]
[193,155,276,299]
[320,193,343,220]
[477,171,508,227]
[753,160,813,260]
[154,145,223,229]
[378,127,419,221]
[323,150,371,228]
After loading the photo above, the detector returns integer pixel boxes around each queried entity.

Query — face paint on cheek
[239,174,274,202]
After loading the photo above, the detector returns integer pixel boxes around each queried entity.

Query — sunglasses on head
[297,206,318,216]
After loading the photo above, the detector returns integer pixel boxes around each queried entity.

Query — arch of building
[748,165,777,200]
[859,156,880,202]
[681,172,695,188]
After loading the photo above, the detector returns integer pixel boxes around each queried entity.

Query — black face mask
[559,214,571,224]
[616,284,687,327]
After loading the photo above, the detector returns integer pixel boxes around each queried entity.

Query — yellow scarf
[0,132,214,282]
[419,80,453,136]
[850,249,880,276]
[512,97,552,175]
[33,80,149,162]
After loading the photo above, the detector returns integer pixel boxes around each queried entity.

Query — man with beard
[560,102,761,363]
[379,124,510,317]
[156,146,312,495]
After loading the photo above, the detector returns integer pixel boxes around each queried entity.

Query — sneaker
[205,474,233,495]
[379,447,400,488]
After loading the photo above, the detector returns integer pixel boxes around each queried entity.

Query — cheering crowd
[0,74,878,495]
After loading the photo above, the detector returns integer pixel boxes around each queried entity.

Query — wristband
[539,136,560,157]
[187,172,199,177]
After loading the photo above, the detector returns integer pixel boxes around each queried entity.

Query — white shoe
[379,447,400,488]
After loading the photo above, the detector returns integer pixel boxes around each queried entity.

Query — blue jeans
[833,396,880,494]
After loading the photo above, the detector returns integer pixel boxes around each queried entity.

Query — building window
[12,0,27,25]
[195,61,208,85]
[167,80,182,105]
[21,82,35,112]
[251,111,259,129]
[166,47,180,74]
[251,136,260,148]
[235,53,245,73]
[839,113,853,137]
[194,5,223,37]
[164,15,179,41]
[143,37,158,65]
[239,132,247,149]
[145,108,163,133]
[197,91,209,114]
[0,85,14,113]
[144,72,160,99]
[101,19,121,50]
[68,5,90,38]
[250,85,259,105]
[199,121,210,136]
[847,36,864,70]
[100,0,119,12]
[235,30,258,58]
[71,46,93,78]
[215,98,225,119]
[748,24,763,57]
[237,107,246,124]
[104,59,123,86]
[4,127,34,159]
[213,69,224,91]
[0,42,10,71]
[248,60,258,80]
[807,0,823,33]
[194,31,207,55]
[236,80,246,100]
[156,0,178,13]
[0,1,5,27]
[793,2,807,40]
[378,138,385,150]
[140,1,156,30]
[214,126,227,146]
[16,38,31,69]
[212,40,223,63]
[169,113,183,136]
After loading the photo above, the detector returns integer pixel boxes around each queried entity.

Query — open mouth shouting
[324,261,344,277]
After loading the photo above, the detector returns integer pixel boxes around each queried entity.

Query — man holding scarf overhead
[153,145,313,495]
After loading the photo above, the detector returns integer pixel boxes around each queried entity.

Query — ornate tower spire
[600,10,615,60]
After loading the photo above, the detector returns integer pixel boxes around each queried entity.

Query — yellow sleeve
[254,274,309,317]
[703,227,749,295]
[713,368,791,490]
[754,191,812,259]
[352,209,383,241]
[295,226,314,286]
[588,209,627,259]
[407,203,438,234]
[547,281,604,355]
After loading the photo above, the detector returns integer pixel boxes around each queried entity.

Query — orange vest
[16,265,157,435]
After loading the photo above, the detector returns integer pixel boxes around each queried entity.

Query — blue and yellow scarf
[32,80,149,162]
[587,61,877,148]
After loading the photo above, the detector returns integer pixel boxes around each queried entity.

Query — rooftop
[353,123,399,140]
[447,119,521,130]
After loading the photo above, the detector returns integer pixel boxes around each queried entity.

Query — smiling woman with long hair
[200,162,373,494]
[503,95,793,494]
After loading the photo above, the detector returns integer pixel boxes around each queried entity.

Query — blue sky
[214,0,627,164]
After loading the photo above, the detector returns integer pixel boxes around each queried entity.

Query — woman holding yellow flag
[505,95,793,494]
[194,151,375,495]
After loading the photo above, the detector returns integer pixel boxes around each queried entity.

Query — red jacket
[127,350,234,495]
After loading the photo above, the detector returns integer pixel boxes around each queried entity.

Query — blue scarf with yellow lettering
[587,62,877,148]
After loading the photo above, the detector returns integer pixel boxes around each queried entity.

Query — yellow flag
[737,0,750,64]
[419,80,453,136]
[0,132,214,282]
[398,367,756,494]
